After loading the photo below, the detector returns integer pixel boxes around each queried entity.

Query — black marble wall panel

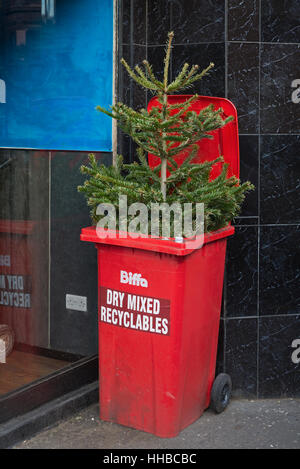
[259,225,300,317]
[171,0,224,44]
[147,0,225,46]
[124,45,147,163]
[226,226,258,318]
[120,45,147,110]
[225,0,300,397]
[215,318,225,376]
[172,43,225,97]
[118,45,131,107]
[260,44,300,134]
[121,0,147,45]
[147,0,171,45]
[228,42,259,134]
[146,45,168,83]
[120,0,131,44]
[260,135,300,224]
[259,316,300,398]
[119,0,300,398]
[228,0,259,42]
[118,43,147,162]
[223,318,258,398]
[239,135,259,217]
[132,0,147,44]
[261,0,300,43]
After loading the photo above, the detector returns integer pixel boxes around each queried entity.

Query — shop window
[0,0,113,406]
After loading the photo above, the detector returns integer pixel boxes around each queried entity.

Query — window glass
[0,0,113,150]
[0,0,114,398]
[0,149,104,397]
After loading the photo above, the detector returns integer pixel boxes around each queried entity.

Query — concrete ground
[14,398,300,449]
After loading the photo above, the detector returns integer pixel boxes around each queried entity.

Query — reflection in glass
[0,0,113,150]
[0,149,49,345]
[0,149,78,397]
[41,0,56,21]
[0,148,104,397]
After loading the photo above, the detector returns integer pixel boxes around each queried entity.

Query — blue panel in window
[0,0,113,151]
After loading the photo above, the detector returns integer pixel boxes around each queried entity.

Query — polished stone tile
[260,44,300,133]
[172,43,225,96]
[215,318,225,376]
[120,0,131,44]
[132,46,148,110]
[120,0,147,45]
[118,131,133,164]
[228,0,259,42]
[259,226,300,317]
[261,0,300,43]
[228,42,259,133]
[239,135,259,217]
[260,135,300,224]
[224,318,258,398]
[259,316,300,398]
[133,0,147,44]
[119,45,132,106]
[119,45,147,109]
[147,45,169,83]
[116,45,132,161]
[118,45,131,106]
[226,226,258,318]
[233,217,259,226]
[118,44,147,163]
[147,0,171,45]
[172,0,224,44]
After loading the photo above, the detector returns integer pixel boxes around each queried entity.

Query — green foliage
[79,152,253,234]
[78,32,254,235]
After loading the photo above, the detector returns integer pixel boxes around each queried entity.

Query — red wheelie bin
[81,96,239,437]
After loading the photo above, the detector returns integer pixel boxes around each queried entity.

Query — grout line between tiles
[257,0,262,399]
[225,0,228,98]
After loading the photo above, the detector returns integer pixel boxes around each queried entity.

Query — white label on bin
[99,287,170,335]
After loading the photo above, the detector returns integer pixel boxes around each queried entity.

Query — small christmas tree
[78,32,253,235]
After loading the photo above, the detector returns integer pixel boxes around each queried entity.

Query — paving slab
[13,398,300,449]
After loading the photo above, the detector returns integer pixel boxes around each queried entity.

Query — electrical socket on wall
[66,294,87,312]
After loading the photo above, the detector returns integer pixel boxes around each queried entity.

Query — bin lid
[81,96,238,254]
[147,95,239,180]
[80,225,234,256]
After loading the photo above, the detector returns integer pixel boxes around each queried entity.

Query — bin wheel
[0,324,15,357]
[210,373,232,414]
